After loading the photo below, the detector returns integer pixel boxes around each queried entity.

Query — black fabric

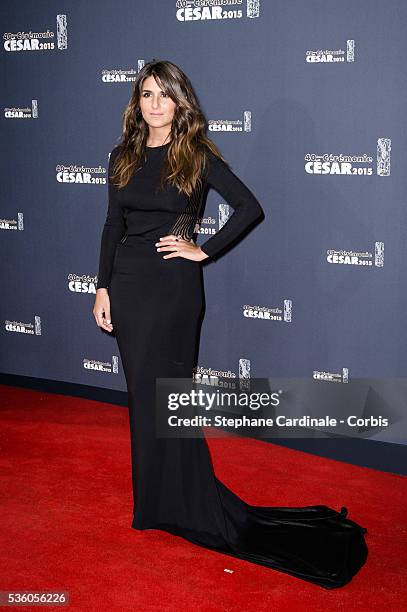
[97,142,264,288]
[99,144,368,589]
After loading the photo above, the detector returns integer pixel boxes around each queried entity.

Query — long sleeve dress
[96,141,368,589]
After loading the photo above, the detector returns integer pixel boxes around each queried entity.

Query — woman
[93,60,368,589]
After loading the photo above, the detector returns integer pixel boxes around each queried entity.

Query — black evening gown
[97,142,368,589]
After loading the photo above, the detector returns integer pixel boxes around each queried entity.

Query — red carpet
[0,384,405,611]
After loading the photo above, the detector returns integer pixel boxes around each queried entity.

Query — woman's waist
[119,230,196,247]
[120,233,157,245]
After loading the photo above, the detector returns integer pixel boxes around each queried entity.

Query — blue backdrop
[1,1,406,449]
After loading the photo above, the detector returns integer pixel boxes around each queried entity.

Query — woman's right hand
[93,288,114,333]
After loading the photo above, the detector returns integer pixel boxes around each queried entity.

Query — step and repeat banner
[1,1,406,448]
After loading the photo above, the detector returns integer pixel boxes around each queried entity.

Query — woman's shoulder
[110,143,123,160]
[107,145,123,175]
[201,144,231,182]
[202,144,229,172]
[203,144,223,162]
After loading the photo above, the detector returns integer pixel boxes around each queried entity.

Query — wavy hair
[109,59,227,197]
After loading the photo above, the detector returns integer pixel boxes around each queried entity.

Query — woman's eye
[142,92,168,98]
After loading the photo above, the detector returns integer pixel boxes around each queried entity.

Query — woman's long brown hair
[109,59,228,197]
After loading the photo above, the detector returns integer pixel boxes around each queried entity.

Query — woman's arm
[96,146,126,289]
[200,150,265,260]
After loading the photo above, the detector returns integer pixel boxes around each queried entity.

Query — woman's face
[139,75,176,132]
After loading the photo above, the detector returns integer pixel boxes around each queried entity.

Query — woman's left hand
[155,234,209,262]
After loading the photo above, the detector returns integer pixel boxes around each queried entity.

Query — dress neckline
[145,141,171,149]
